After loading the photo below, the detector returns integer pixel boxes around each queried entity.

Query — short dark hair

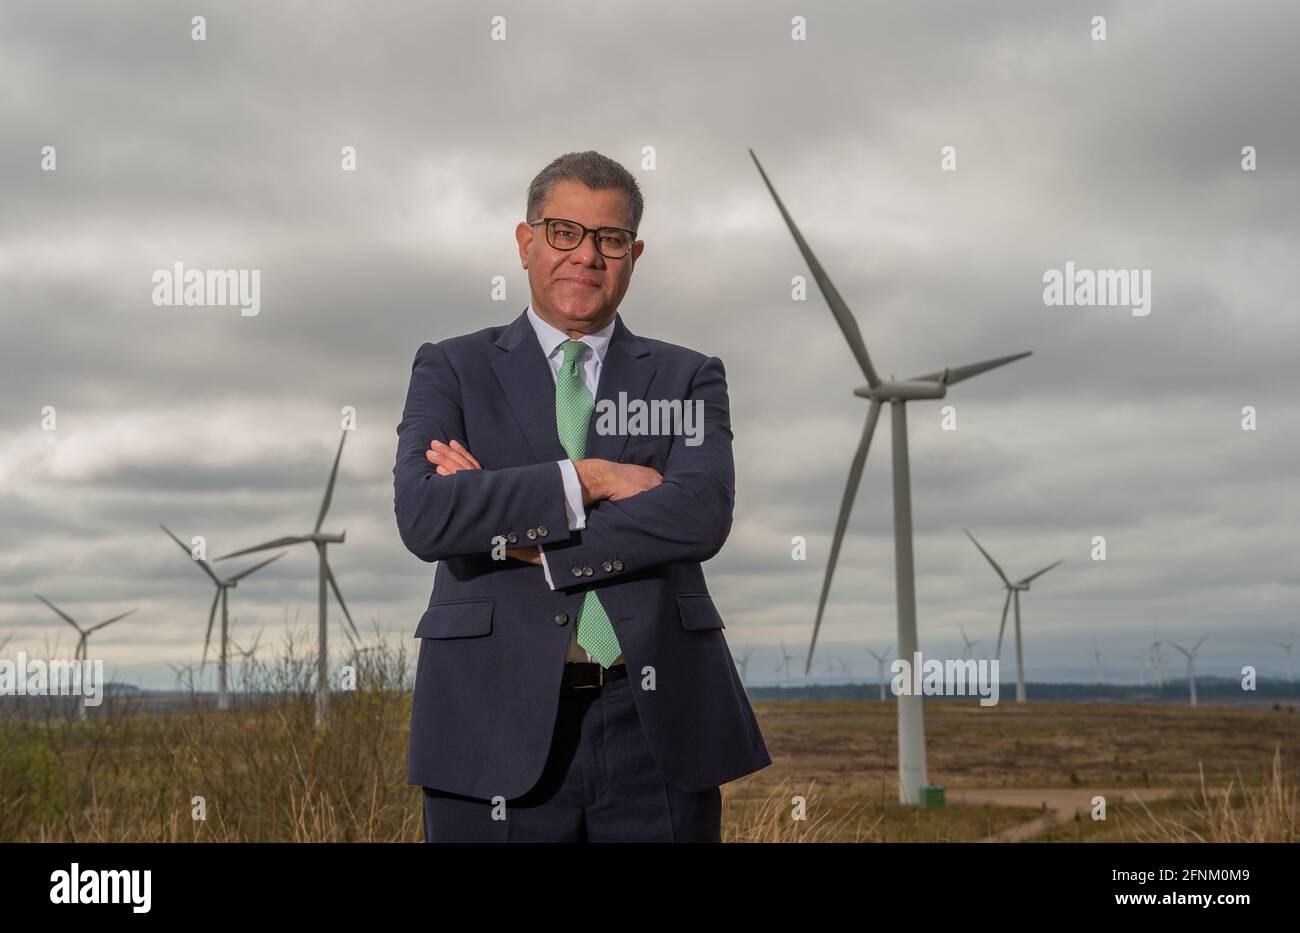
[526,151,644,234]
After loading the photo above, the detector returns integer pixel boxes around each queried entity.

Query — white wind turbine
[964,529,1062,704]
[1150,625,1167,689]
[1168,636,1208,707]
[958,625,981,660]
[161,525,284,711]
[774,641,798,681]
[1093,638,1104,686]
[732,647,754,687]
[216,429,359,728]
[34,595,137,720]
[751,149,1031,803]
[865,645,893,702]
[1276,630,1295,695]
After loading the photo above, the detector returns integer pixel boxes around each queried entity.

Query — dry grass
[2,634,1296,842]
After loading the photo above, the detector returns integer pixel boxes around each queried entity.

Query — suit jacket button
[537,525,548,537]
[506,532,518,544]
[571,566,583,578]
[602,561,613,572]
[583,565,593,576]
[526,528,538,540]
[612,560,624,572]
[554,612,569,626]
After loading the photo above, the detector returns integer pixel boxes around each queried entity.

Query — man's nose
[570,233,605,266]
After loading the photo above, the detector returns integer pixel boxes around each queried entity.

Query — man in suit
[394,150,770,842]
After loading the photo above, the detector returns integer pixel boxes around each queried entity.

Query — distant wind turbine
[216,429,358,728]
[1150,625,1167,688]
[1168,636,1208,707]
[1093,638,1104,686]
[965,529,1062,703]
[34,595,137,720]
[774,640,797,680]
[160,524,284,711]
[751,148,1031,803]
[865,645,893,702]
[732,647,754,688]
[1276,632,1295,694]
[958,625,981,660]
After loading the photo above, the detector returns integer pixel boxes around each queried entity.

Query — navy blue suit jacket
[394,307,771,799]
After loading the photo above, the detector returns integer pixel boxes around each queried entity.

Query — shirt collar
[525,303,615,364]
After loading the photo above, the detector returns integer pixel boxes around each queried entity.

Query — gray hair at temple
[526,151,644,234]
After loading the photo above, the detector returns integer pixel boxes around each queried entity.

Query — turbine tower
[1093,638,1104,686]
[751,149,1031,803]
[865,645,893,702]
[160,525,284,711]
[1150,625,1167,689]
[216,429,359,728]
[964,529,1062,703]
[1276,631,1295,696]
[34,595,136,720]
[1168,636,1207,707]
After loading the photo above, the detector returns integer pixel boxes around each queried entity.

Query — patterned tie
[555,339,622,668]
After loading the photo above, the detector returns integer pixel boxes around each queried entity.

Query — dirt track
[947,787,1182,841]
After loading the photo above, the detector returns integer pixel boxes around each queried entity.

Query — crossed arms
[392,341,735,587]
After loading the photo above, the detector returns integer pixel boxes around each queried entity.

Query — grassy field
[2,638,1295,842]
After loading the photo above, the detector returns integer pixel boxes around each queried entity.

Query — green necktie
[556,339,622,668]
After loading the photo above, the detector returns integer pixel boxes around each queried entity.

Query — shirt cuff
[538,545,556,591]
[556,459,587,530]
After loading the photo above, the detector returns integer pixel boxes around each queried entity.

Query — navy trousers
[421,666,722,842]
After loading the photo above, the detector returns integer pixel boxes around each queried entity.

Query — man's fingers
[427,440,475,472]
[449,439,481,468]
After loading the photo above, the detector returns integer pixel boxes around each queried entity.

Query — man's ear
[515,221,533,268]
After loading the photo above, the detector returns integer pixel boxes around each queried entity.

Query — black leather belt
[562,661,627,691]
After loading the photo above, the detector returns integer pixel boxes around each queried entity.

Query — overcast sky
[2,1,1297,690]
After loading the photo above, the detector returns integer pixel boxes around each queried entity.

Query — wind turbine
[1092,638,1104,686]
[1150,626,1167,689]
[958,625,981,660]
[865,645,893,702]
[751,148,1031,803]
[774,640,797,681]
[964,529,1062,704]
[216,429,359,728]
[732,647,754,687]
[1276,631,1295,695]
[34,595,136,720]
[1168,636,1207,707]
[160,525,284,711]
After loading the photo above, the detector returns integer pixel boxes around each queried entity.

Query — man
[394,150,770,842]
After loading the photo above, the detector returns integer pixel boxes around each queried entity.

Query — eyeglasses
[527,217,637,259]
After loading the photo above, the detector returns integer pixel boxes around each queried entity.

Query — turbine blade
[907,351,1032,386]
[216,536,312,561]
[1193,634,1207,653]
[323,557,359,641]
[748,149,881,387]
[315,431,348,534]
[160,524,221,584]
[227,550,288,582]
[964,529,1012,587]
[995,589,1012,659]
[1168,641,1191,658]
[808,401,882,673]
[87,608,137,633]
[1017,558,1064,586]
[35,594,81,631]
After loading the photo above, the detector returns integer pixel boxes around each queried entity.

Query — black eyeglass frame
[526,217,638,259]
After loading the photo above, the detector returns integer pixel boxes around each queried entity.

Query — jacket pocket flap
[415,599,494,638]
[676,594,725,630]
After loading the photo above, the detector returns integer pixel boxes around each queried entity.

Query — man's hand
[427,439,540,565]
[574,458,662,504]
[426,438,480,475]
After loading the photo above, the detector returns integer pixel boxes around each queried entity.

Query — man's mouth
[561,278,601,289]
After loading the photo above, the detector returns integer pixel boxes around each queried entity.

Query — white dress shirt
[523,303,625,667]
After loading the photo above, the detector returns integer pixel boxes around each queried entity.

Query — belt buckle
[571,662,603,690]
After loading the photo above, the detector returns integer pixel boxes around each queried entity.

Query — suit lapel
[490,308,657,465]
